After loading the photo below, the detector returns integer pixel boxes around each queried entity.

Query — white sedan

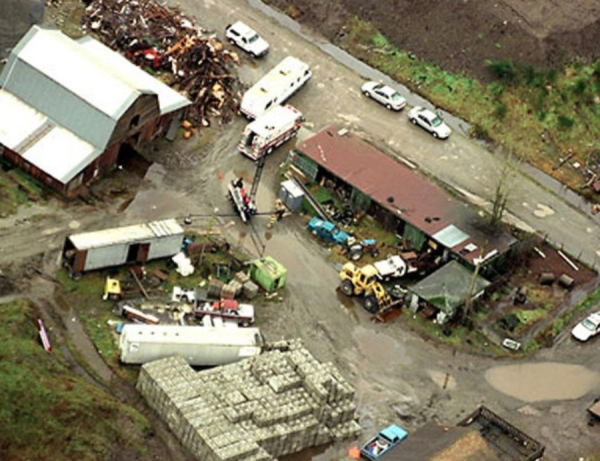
[361,82,407,111]
[572,311,600,341]
[407,106,452,139]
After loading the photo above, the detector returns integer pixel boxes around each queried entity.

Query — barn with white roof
[0,26,191,196]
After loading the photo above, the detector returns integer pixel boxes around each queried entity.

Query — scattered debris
[37,319,51,353]
[558,249,579,271]
[171,252,195,277]
[82,0,243,124]
[501,338,521,352]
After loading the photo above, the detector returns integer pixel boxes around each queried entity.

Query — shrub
[495,102,508,119]
[486,59,516,82]
[557,114,575,129]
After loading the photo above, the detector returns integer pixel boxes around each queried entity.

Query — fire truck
[238,105,303,160]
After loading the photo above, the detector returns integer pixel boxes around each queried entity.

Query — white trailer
[62,219,184,277]
[240,56,312,119]
[119,324,264,366]
[238,105,303,160]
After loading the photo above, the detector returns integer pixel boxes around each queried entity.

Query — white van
[240,56,312,119]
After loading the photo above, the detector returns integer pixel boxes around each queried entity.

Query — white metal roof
[22,125,98,183]
[13,27,137,119]
[0,27,192,185]
[69,219,184,250]
[78,37,190,115]
[0,89,99,183]
[121,324,262,346]
[0,89,46,149]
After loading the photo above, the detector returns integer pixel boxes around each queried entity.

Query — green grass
[342,17,600,190]
[401,310,507,356]
[0,300,151,460]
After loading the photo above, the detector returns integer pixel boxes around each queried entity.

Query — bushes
[486,59,516,82]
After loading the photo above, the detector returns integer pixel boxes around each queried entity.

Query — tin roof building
[0,26,190,195]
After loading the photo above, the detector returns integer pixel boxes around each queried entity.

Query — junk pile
[137,339,361,461]
[82,0,242,124]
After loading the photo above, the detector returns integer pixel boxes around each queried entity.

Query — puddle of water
[485,362,600,402]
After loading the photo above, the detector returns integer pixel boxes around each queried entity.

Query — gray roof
[0,26,191,182]
[411,260,490,314]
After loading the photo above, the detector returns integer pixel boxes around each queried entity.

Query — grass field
[0,300,151,461]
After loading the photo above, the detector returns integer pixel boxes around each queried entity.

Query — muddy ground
[264,0,600,80]
[1,1,600,460]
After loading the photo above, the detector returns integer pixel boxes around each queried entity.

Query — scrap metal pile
[82,0,242,125]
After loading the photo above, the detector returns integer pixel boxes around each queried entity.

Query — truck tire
[410,117,418,125]
[363,296,379,313]
[241,320,250,327]
[349,250,363,261]
[340,280,355,297]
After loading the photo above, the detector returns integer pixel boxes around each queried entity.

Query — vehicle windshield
[391,93,403,102]
[582,318,597,330]
[248,34,259,43]
[431,115,443,127]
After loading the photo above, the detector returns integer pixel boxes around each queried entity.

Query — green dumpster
[250,256,287,292]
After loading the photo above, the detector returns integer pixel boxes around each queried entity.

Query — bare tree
[489,150,519,229]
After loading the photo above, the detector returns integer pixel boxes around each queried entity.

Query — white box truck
[238,105,303,160]
[119,324,264,366]
[240,56,311,119]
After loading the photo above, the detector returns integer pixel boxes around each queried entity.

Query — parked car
[225,21,269,58]
[571,311,600,341]
[407,106,452,139]
[361,81,407,111]
[307,216,351,246]
[360,424,408,460]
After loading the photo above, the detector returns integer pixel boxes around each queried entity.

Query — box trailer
[62,219,184,277]
[119,324,264,366]
[238,105,303,160]
[240,56,311,119]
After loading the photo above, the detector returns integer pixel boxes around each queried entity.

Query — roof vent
[337,128,349,137]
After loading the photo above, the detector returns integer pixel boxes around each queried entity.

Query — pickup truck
[307,217,351,246]
[194,299,255,327]
[360,424,408,460]
[373,255,408,281]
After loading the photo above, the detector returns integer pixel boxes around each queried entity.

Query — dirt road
[1,1,600,460]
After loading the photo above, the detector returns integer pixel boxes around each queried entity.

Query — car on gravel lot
[361,81,407,111]
[407,106,452,139]
[571,311,600,341]
[225,21,269,58]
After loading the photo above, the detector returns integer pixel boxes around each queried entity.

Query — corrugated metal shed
[0,26,191,185]
[295,126,516,265]
[0,90,99,183]
[69,219,184,250]
[1,26,131,149]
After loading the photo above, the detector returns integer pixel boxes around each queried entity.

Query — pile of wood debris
[82,0,242,126]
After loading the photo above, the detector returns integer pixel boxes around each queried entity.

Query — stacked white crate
[137,339,361,461]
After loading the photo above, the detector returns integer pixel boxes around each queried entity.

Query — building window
[130,115,141,129]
